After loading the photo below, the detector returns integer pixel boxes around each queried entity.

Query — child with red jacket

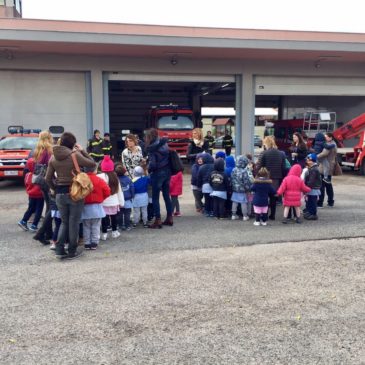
[18,158,45,232]
[170,171,183,217]
[81,165,111,250]
[277,164,311,224]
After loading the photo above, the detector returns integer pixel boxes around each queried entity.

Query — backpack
[169,150,184,176]
[69,153,93,201]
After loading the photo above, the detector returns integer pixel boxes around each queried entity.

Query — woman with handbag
[45,132,96,260]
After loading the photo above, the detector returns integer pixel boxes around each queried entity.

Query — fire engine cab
[0,126,40,181]
[145,104,196,157]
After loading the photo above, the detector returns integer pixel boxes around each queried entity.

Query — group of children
[18,155,184,250]
[191,151,322,225]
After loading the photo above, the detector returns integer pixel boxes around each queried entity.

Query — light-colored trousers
[83,218,101,245]
[133,206,148,224]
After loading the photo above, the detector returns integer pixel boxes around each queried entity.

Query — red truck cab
[0,126,40,181]
[146,104,195,157]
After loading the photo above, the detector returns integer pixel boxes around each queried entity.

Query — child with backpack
[132,166,150,228]
[170,171,183,217]
[209,159,230,219]
[98,155,124,240]
[251,167,276,226]
[115,164,135,231]
[231,155,254,221]
[18,158,45,232]
[82,165,111,249]
[277,164,311,224]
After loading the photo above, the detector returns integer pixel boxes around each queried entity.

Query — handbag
[69,153,93,201]
[333,161,343,176]
[32,163,48,191]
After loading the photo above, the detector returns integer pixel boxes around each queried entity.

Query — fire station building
[1,13,365,153]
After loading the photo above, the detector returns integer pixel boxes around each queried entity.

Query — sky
[22,0,365,33]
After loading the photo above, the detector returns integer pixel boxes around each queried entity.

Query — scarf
[193,139,204,148]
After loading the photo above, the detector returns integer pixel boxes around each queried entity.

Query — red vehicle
[0,126,40,181]
[265,111,337,152]
[333,113,365,175]
[146,104,196,157]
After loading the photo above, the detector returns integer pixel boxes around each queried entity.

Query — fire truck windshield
[157,115,194,131]
[0,137,38,150]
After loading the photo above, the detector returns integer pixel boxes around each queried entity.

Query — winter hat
[100,155,114,172]
[306,153,317,162]
[133,166,144,177]
[215,151,226,160]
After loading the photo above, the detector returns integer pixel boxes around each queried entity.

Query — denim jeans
[150,168,172,219]
[56,193,84,255]
[213,196,225,218]
[118,208,132,228]
[306,195,318,216]
[22,197,44,227]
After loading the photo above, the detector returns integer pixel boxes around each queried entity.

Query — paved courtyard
[0,171,364,364]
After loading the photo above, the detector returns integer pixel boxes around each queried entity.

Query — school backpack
[169,149,184,176]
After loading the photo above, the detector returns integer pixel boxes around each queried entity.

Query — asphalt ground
[0,170,364,364]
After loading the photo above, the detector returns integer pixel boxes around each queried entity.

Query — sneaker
[125,226,132,231]
[50,242,56,251]
[84,244,92,250]
[296,218,302,224]
[120,225,126,231]
[243,216,250,221]
[28,224,38,232]
[132,223,137,228]
[66,250,83,260]
[268,215,275,221]
[90,243,98,250]
[18,220,28,231]
[260,221,267,226]
[174,212,182,217]
[253,221,260,226]
[209,212,215,217]
[317,204,324,209]
[231,214,238,220]
[143,223,149,228]
[100,233,108,241]
[304,214,318,220]
[55,249,68,259]
[327,203,334,207]
[282,219,288,224]
[111,230,120,238]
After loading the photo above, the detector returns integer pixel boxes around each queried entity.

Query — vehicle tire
[360,160,365,176]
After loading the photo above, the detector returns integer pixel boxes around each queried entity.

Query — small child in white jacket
[98,156,124,240]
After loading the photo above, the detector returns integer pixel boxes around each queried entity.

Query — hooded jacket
[146,138,170,173]
[224,156,235,177]
[209,159,230,192]
[187,139,209,164]
[231,155,254,193]
[304,163,322,190]
[84,173,111,205]
[191,153,205,187]
[251,177,276,207]
[197,153,214,188]
[118,175,135,201]
[313,133,326,154]
[45,146,96,191]
[277,164,311,207]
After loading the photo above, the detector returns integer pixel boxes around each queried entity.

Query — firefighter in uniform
[102,133,113,159]
[87,129,104,162]
[222,130,234,156]
[204,131,215,155]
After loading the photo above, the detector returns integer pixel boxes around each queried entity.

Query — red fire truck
[264,111,337,151]
[146,104,196,157]
[0,126,41,181]
[334,113,365,175]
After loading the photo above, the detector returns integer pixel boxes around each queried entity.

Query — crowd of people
[17,126,338,261]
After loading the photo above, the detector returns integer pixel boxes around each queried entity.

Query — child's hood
[225,156,235,169]
[214,158,225,172]
[314,133,325,142]
[288,164,302,177]
[235,155,248,169]
[195,152,205,163]
[202,153,214,165]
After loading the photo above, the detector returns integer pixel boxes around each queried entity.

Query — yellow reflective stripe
[90,153,104,157]
[91,141,103,146]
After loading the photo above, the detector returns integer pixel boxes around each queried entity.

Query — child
[251,167,276,226]
[191,153,204,213]
[231,155,254,221]
[224,155,235,216]
[277,164,311,224]
[170,171,183,216]
[18,158,45,232]
[115,164,135,231]
[82,165,111,249]
[98,155,124,240]
[245,154,255,217]
[132,166,150,228]
[209,159,230,219]
[303,153,322,220]
[197,153,215,217]
[313,133,336,183]
[49,193,62,250]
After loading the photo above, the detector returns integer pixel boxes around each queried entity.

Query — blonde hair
[263,135,277,150]
[192,128,203,141]
[34,130,53,161]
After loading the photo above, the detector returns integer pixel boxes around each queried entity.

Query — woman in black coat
[289,132,308,168]
[187,128,209,165]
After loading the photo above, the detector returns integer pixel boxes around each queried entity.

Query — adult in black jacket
[87,129,104,162]
[204,131,215,155]
[256,136,285,220]
[187,128,209,165]
[101,133,113,158]
[222,131,234,156]
[289,132,308,168]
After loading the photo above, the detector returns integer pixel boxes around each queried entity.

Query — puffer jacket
[312,133,325,154]
[256,148,285,180]
[225,156,235,177]
[197,153,214,188]
[231,155,254,193]
[304,163,322,189]
[25,172,43,198]
[146,138,170,174]
[191,153,205,187]
[209,159,230,192]
[84,173,111,204]
[251,178,276,207]
[170,171,183,196]
[277,164,311,207]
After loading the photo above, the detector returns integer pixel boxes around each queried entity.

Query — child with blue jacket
[191,153,204,212]
[197,153,215,217]
[132,166,150,227]
[115,164,135,231]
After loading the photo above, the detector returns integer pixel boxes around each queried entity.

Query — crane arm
[333,113,365,142]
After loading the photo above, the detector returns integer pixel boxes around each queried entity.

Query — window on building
[0,0,6,6]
